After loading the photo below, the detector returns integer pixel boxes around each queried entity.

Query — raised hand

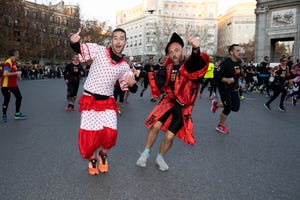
[70,28,81,43]
[187,33,200,49]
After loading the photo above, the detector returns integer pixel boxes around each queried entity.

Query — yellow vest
[204,62,214,78]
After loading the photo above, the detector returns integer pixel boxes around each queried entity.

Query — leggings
[267,84,287,106]
[219,89,240,115]
[67,82,80,98]
[1,87,22,115]
[200,78,215,95]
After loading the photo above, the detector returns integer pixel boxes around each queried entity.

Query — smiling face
[111,30,127,57]
[167,42,184,65]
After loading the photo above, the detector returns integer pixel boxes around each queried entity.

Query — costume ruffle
[78,128,118,159]
[78,94,118,113]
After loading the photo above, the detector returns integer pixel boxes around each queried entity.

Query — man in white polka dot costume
[70,28,138,175]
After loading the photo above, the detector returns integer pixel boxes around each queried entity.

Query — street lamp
[39,28,45,67]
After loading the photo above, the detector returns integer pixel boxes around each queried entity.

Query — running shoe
[98,154,108,173]
[208,95,213,100]
[211,99,218,113]
[240,95,245,100]
[88,159,99,175]
[155,155,169,171]
[264,103,271,111]
[65,105,72,111]
[216,124,229,134]
[198,93,203,98]
[136,152,150,167]
[150,98,157,102]
[14,112,27,120]
[278,105,286,112]
[2,115,7,123]
[292,98,297,106]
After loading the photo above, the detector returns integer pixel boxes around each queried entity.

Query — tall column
[254,4,269,63]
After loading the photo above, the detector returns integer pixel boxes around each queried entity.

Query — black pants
[1,87,22,115]
[267,84,287,107]
[158,101,183,134]
[67,82,80,98]
[200,78,215,95]
[219,89,240,115]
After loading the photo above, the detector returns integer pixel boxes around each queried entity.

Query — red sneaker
[216,124,229,134]
[211,99,218,113]
[65,105,72,111]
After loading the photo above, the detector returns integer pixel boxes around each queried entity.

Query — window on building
[64,18,68,26]
[50,15,54,23]
[14,31,20,41]
[147,37,155,43]
[33,11,38,18]
[64,39,68,47]
[57,17,61,25]
[57,28,61,35]
[24,9,28,17]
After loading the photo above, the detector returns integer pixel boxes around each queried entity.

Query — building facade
[255,0,300,62]
[0,0,80,64]
[116,0,219,62]
[218,2,256,57]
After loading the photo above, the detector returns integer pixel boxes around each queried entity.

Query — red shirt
[1,58,18,87]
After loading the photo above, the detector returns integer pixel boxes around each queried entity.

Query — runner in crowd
[1,49,27,123]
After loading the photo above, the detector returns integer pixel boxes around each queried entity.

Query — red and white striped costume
[77,43,133,159]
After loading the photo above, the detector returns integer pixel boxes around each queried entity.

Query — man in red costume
[136,32,209,171]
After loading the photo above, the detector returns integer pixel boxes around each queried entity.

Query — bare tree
[240,39,255,61]
[81,20,112,45]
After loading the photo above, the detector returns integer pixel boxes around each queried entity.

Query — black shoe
[264,103,271,111]
[292,98,297,106]
[140,92,143,97]
[150,98,156,102]
[278,105,286,112]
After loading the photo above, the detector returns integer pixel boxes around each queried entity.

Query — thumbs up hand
[70,28,81,43]
[187,33,200,49]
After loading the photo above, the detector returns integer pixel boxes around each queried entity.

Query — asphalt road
[0,78,299,200]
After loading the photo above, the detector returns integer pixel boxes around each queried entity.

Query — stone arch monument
[255,0,300,63]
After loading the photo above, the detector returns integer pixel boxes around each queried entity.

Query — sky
[28,0,256,26]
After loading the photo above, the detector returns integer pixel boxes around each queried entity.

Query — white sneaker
[155,156,169,171]
[136,152,149,167]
